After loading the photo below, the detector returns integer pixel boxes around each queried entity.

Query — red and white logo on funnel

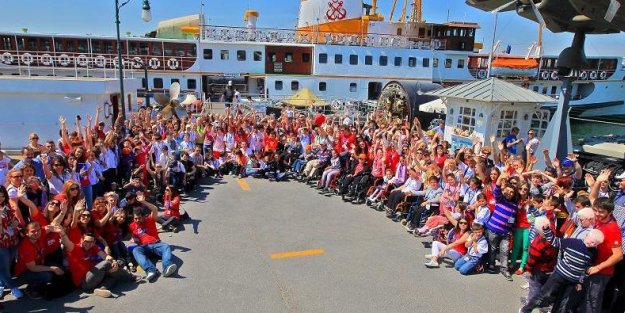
[326,0,347,21]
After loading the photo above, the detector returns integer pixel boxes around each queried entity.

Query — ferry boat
[0,0,623,131]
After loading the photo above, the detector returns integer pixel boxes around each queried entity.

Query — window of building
[291,81,299,91]
[319,53,328,64]
[379,55,388,66]
[496,110,519,138]
[445,58,452,68]
[319,82,327,91]
[237,50,246,61]
[423,58,430,67]
[408,57,417,67]
[349,54,358,65]
[550,86,558,96]
[203,49,213,60]
[365,55,373,65]
[531,110,551,138]
[302,53,310,63]
[433,58,439,68]
[285,52,293,63]
[153,78,163,89]
[275,80,283,90]
[334,54,343,64]
[457,59,465,68]
[141,78,147,88]
[220,50,229,60]
[253,51,262,61]
[187,79,197,89]
[455,106,476,137]
[532,85,539,92]
[171,78,180,85]
[394,57,402,67]
[349,83,357,92]
[268,52,277,62]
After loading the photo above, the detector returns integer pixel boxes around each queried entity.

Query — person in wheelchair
[300,142,331,183]
[403,175,444,232]
[384,167,423,220]
[340,154,371,202]
[317,149,341,192]
[366,168,394,206]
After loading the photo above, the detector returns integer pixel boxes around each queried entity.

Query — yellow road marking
[237,178,250,191]
[271,249,325,260]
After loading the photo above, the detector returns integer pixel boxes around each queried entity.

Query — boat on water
[0,0,624,147]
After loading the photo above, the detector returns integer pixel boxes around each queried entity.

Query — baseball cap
[562,158,575,167]
[616,171,625,180]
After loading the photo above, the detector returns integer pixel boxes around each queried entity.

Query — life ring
[167,57,179,70]
[599,71,608,80]
[75,54,89,67]
[20,53,34,65]
[148,57,160,69]
[58,54,70,66]
[589,71,598,80]
[432,39,442,49]
[40,53,53,66]
[132,57,143,69]
[94,55,106,68]
[550,71,559,80]
[477,69,487,79]
[580,71,588,80]
[1,52,14,64]
[540,71,550,80]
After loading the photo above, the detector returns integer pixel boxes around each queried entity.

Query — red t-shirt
[164,195,181,219]
[31,213,61,255]
[68,225,100,245]
[67,244,102,286]
[515,205,531,229]
[14,238,45,276]
[314,114,326,127]
[594,217,623,276]
[129,216,160,245]
[102,222,123,246]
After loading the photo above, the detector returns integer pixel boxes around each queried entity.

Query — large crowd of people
[1,101,624,312]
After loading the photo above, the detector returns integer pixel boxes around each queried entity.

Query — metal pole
[555,77,572,160]
[144,62,150,107]
[115,0,126,121]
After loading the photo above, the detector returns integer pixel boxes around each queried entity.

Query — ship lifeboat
[489,56,539,77]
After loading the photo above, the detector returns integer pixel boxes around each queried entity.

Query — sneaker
[163,264,177,277]
[365,199,372,206]
[93,287,112,298]
[145,271,158,283]
[133,275,147,284]
[515,268,524,276]
[128,262,136,273]
[424,260,440,268]
[501,270,513,281]
[405,223,416,232]
[400,219,408,226]
[520,282,530,290]
[424,254,433,259]
[11,287,24,299]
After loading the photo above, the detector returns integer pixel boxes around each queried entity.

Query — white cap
[616,171,625,180]
[227,80,233,86]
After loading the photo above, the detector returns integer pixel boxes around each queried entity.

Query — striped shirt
[543,227,596,283]
[486,185,518,235]
[613,202,625,253]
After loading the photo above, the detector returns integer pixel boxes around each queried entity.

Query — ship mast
[410,0,422,23]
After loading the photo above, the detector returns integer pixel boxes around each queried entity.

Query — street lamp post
[115,0,152,121]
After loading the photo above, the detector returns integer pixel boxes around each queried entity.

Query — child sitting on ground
[416,202,467,237]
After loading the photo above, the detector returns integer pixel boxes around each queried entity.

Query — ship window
[319,53,328,64]
[237,50,246,61]
[550,86,557,95]
[128,42,139,55]
[496,110,519,138]
[77,40,88,53]
[365,55,373,65]
[171,78,180,85]
[455,106,476,137]
[445,58,452,68]
[28,39,37,51]
[220,50,229,60]
[468,29,474,36]
[302,53,310,63]
[379,55,388,66]
[422,58,430,67]
[203,49,213,60]
[457,59,465,68]
[254,51,263,61]
[532,86,539,92]
[408,57,417,67]
[350,83,357,92]
[142,78,147,88]
[394,57,402,67]
[275,80,283,90]
[334,54,343,64]
[2,37,12,50]
[40,39,52,52]
[319,82,327,91]
[285,52,293,63]
[349,54,358,65]
[104,42,113,54]
[153,78,163,89]
[91,41,102,53]
[433,58,438,68]
[164,43,174,56]
[140,43,150,55]
[187,46,196,57]
[291,81,299,91]
[66,40,75,52]
[268,52,277,62]
[176,48,186,57]
[152,44,162,55]
[187,79,197,89]
[531,110,551,138]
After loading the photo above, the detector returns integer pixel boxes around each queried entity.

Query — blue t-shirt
[503,134,517,155]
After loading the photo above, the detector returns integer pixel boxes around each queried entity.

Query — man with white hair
[221,80,235,108]
[523,216,558,307]
[520,227,604,313]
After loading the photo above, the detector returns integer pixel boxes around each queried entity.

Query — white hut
[426,78,556,152]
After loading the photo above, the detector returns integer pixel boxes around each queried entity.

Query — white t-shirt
[0,154,11,187]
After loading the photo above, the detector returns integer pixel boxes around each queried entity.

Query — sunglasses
[30,137,39,140]
[80,214,92,218]
[11,175,23,178]
[459,221,468,225]
[70,186,80,191]
[82,240,95,244]
[49,201,60,206]
[53,163,63,167]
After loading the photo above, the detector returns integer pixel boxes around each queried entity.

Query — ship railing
[201,25,446,50]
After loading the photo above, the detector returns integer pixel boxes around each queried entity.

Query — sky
[1,0,625,57]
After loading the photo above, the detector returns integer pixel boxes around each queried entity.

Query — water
[571,118,625,149]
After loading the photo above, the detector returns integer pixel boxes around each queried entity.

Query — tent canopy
[283,88,326,107]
